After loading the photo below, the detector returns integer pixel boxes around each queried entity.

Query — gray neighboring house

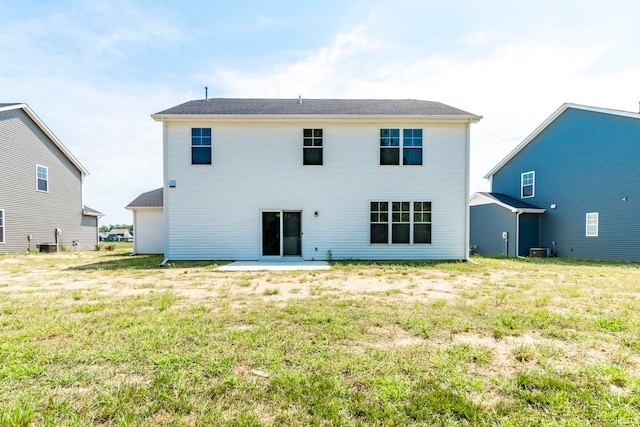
[471,103,640,260]
[125,188,164,254]
[0,103,103,253]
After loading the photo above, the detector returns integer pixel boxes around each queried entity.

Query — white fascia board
[2,103,89,176]
[125,206,164,211]
[469,192,545,214]
[484,103,640,180]
[151,113,482,124]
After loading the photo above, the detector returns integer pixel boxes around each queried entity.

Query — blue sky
[2,0,640,224]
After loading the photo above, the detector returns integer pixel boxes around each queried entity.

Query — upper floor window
[192,128,212,165]
[36,165,48,192]
[0,209,4,243]
[380,129,423,165]
[586,212,599,237]
[521,171,535,198]
[303,129,323,165]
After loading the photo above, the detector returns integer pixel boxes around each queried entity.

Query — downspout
[516,211,525,258]
[161,120,170,267]
[463,119,471,260]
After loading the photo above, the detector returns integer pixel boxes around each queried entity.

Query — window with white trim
[370,201,432,244]
[191,128,212,165]
[380,129,423,165]
[36,165,48,192]
[0,209,4,243]
[521,171,534,198]
[586,212,599,237]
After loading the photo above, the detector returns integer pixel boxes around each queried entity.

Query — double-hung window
[303,129,323,165]
[380,129,423,165]
[521,171,535,198]
[0,209,4,243]
[370,201,432,244]
[192,128,212,165]
[36,165,48,192]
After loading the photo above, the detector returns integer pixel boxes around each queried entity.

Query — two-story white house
[137,98,480,261]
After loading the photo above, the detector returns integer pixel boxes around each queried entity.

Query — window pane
[313,139,323,147]
[380,202,388,211]
[192,128,201,137]
[371,224,388,244]
[192,147,212,164]
[371,202,378,211]
[414,213,421,222]
[380,129,389,138]
[392,224,410,243]
[401,202,410,211]
[304,129,312,137]
[392,202,400,211]
[380,213,388,222]
[392,213,400,222]
[303,148,323,165]
[303,138,312,146]
[371,213,379,222]
[522,185,533,197]
[403,148,422,165]
[202,136,212,146]
[380,148,399,165]
[314,129,323,138]
[202,128,211,137]
[402,213,410,222]
[390,129,399,138]
[37,179,47,192]
[414,224,432,244]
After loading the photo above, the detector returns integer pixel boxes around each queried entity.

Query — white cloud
[203,27,640,193]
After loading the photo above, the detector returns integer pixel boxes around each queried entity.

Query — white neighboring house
[134,98,481,261]
[125,188,164,254]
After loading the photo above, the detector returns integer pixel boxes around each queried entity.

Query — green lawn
[1,247,639,426]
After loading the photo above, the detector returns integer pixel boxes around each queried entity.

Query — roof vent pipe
[298,95,302,104]
[205,87,208,102]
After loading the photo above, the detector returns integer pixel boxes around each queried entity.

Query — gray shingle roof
[154,98,477,117]
[479,192,544,210]
[82,205,104,217]
[126,188,163,208]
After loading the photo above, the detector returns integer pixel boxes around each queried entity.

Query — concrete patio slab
[217,260,331,271]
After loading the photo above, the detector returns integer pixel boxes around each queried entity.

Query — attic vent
[298,95,303,104]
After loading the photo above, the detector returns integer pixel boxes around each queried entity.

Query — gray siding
[519,213,540,256]
[492,108,640,260]
[470,204,517,256]
[0,108,97,253]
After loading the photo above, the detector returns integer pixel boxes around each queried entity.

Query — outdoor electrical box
[502,231,508,240]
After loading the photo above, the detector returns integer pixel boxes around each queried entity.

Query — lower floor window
[586,212,598,237]
[0,209,4,243]
[370,201,432,244]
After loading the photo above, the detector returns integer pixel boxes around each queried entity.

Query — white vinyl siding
[132,208,164,254]
[586,212,599,237]
[163,122,469,260]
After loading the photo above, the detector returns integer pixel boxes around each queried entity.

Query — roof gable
[484,103,640,179]
[0,103,89,176]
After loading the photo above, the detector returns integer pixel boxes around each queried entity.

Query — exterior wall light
[550,204,557,209]
[169,180,176,188]
[314,211,319,217]
[622,197,628,202]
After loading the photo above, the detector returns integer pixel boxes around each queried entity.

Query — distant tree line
[99,224,133,233]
